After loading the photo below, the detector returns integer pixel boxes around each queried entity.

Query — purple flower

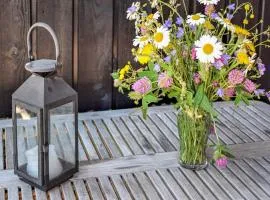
[193,73,201,85]
[189,24,196,31]
[154,64,160,72]
[226,13,234,20]
[164,19,172,29]
[254,89,265,97]
[176,17,183,25]
[176,27,184,38]
[258,63,266,75]
[127,5,137,13]
[132,77,152,94]
[227,3,235,10]
[164,56,171,63]
[158,73,173,88]
[228,69,245,85]
[244,79,256,93]
[214,54,231,70]
[217,88,224,97]
[213,60,224,70]
[211,12,219,19]
[216,156,228,168]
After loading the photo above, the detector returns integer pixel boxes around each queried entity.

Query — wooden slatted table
[0,101,270,199]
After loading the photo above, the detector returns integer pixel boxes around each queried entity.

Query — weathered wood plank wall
[0,0,269,117]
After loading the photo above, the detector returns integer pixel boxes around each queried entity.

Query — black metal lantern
[12,22,78,191]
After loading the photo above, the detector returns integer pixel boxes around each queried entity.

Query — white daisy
[195,35,224,63]
[187,13,206,26]
[197,0,220,5]
[133,36,150,48]
[126,2,140,20]
[216,17,235,32]
[153,27,170,49]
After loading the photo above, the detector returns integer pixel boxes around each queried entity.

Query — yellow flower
[244,4,250,11]
[237,51,250,65]
[250,14,254,19]
[119,74,125,80]
[119,62,131,79]
[243,19,249,25]
[204,20,215,30]
[137,44,155,64]
[234,25,251,36]
[243,40,255,53]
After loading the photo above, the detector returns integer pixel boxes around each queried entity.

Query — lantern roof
[12,74,77,108]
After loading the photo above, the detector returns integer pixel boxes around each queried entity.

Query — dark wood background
[0,0,269,117]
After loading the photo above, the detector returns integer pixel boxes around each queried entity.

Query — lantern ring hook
[27,22,60,66]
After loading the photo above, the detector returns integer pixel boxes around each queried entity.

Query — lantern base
[15,159,78,191]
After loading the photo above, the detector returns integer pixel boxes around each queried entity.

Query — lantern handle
[27,22,60,65]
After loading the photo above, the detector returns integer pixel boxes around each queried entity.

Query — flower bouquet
[112,0,270,169]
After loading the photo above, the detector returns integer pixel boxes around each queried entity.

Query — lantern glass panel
[16,105,39,179]
[49,102,75,180]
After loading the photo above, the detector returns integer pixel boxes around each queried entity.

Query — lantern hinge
[42,145,49,153]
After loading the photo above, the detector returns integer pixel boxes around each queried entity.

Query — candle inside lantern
[25,144,63,179]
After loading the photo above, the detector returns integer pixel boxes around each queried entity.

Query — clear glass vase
[177,109,210,170]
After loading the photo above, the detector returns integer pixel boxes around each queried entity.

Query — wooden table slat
[35,188,47,200]
[48,187,62,200]
[121,173,147,200]
[21,184,33,200]
[134,172,162,200]
[145,170,176,200]
[98,176,118,200]
[7,187,18,200]
[5,128,14,169]
[78,121,99,160]
[93,119,122,158]
[65,122,88,161]
[110,175,133,200]
[103,119,133,156]
[86,178,105,200]
[73,179,90,200]
[61,181,76,200]
[121,116,155,154]
[111,117,144,155]
[130,116,164,153]
[84,120,110,159]
[157,169,189,200]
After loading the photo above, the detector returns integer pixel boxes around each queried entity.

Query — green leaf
[144,94,159,104]
[234,94,242,105]
[168,90,179,99]
[194,84,204,106]
[241,95,250,105]
[138,71,158,81]
[111,72,119,79]
[141,94,159,120]
[194,84,216,116]
[148,62,155,71]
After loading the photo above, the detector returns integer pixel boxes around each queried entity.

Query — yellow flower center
[148,14,154,20]
[203,43,214,55]
[154,32,164,43]
[192,14,201,21]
